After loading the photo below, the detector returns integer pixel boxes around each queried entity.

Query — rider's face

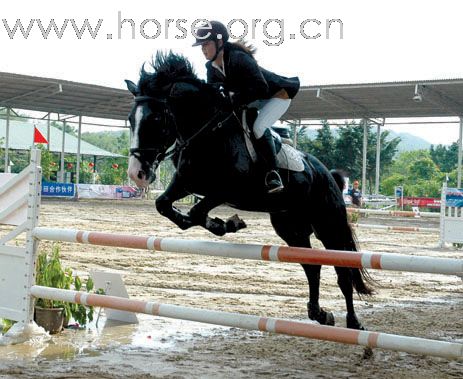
[201,40,217,60]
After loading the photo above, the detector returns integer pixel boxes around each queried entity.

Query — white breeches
[249,98,291,139]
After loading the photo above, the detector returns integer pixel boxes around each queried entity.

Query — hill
[82,128,432,155]
[303,128,431,152]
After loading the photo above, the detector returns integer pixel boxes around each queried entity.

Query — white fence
[440,183,463,246]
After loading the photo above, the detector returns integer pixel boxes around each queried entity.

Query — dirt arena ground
[1,199,462,378]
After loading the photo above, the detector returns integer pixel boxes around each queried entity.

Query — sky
[1,0,462,144]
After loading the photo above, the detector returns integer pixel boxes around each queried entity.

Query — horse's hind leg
[302,264,335,326]
[315,223,368,330]
[332,266,365,330]
[270,212,334,326]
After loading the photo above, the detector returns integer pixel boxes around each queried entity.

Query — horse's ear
[170,82,199,98]
[125,80,138,96]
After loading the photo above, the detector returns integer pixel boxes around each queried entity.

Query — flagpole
[31,123,34,147]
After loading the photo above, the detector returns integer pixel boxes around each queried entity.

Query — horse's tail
[330,169,346,193]
[330,169,375,296]
[348,225,375,296]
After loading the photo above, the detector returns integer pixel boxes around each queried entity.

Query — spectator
[348,180,363,207]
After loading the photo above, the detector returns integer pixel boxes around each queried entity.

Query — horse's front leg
[188,197,247,236]
[155,179,196,230]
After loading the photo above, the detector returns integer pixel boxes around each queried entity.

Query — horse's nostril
[137,171,144,179]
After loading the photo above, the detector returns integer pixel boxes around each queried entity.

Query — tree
[381,150,445,197]
[410,157,438,180]
[333,121,400,192]
[430,143,459,173]
[365,129,401,191]
[81,131,129,154]
[51,120,77,136]
[308,121,337,169]
[334,121,364,181]
[381,173,406,195]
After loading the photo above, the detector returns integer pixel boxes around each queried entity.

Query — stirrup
[265,170,284,194]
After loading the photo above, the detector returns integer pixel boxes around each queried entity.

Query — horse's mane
[138,51,200,95]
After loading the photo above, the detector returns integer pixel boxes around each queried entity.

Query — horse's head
[126,51,224,188]
[125,77,176,189]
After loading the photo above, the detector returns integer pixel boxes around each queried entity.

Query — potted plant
[34,243,98,334]
[1,318,14,334]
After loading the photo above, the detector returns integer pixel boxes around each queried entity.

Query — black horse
[126,52,373,330]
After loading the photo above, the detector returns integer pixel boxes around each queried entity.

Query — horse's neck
[174,113,252,173]
[175,106,219,142]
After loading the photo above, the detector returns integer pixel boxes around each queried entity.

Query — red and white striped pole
[347,208,440,218]
[30,285,463,359]
[351,223,439,233]
[33,228,463,276]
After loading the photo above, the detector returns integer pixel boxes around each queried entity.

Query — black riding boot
[254,129,284,193]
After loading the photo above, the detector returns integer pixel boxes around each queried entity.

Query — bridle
[129,88,237,181]
[129,95,174,183]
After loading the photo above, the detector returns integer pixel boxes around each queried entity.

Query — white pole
[439,181,447,248]
[47,113,51,152]
[374,120,383,194]
[60,121,66,182]
[362,120,368,194]
[292,121,299,148]
[76,116,82,185]
[25,149,42,323]
[458,117,462,188]
[4,108,10,173]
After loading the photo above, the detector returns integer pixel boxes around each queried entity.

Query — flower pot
[34,306,65,334]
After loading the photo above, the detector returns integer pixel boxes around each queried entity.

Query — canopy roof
[284,79,463,121]
[0,119,122,157]
[0,72,131,120]
[1,71,463,122]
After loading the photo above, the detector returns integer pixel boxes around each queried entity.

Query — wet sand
[1,199,462,378]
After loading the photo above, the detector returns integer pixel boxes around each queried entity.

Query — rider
[192,20,300,194]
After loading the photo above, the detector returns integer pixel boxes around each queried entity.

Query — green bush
[35,244,98,326]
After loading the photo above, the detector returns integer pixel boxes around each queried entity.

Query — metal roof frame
[284,78,463,121]
[2,72,463,123]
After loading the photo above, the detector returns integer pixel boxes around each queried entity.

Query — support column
[126,120,132,186]
[4,108,10,173]
[292,120,300,148]
[47,113,51,151]
[362,120,368,194]
[60,121,66,182]
[374,119,384,194]
[458,117,462,188]
[76,116,82,185]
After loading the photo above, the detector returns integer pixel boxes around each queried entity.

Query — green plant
[348,211,360,223]
[35,243,97,326]
[1,318,14,334]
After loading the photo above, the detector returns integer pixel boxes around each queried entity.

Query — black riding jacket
[206,43,300,107]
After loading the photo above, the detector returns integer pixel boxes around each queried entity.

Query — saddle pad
[241,111,305,172]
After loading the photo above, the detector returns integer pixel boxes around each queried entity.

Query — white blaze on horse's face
[128,105,150,189]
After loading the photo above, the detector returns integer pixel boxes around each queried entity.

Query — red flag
[34,127,48,144]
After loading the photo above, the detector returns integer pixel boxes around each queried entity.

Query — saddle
[242,108,305,172]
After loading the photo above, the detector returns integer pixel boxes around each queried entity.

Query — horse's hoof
[206,217,226,236]
[363,346,374,360]
[325,311,335,326]
[225,214,247,233]
[346,313,365,330]
[307,303,335,326]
